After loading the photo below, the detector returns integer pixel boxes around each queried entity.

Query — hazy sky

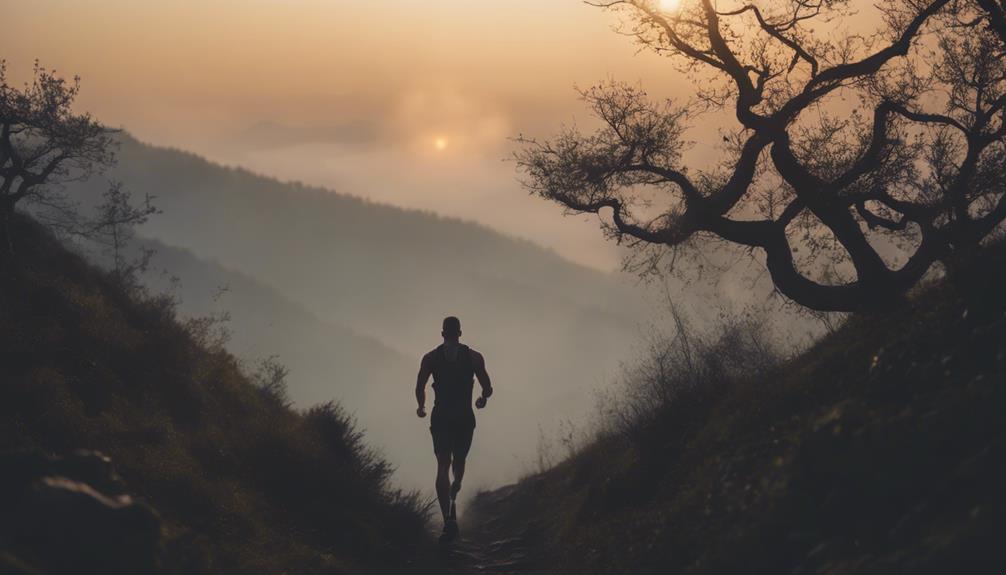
[5,0,710,270]
[6,0,867,490]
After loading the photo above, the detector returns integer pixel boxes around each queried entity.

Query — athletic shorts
[430,411,476,460]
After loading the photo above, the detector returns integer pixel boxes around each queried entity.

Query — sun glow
[659,0,681,11]
[434,137,448,151]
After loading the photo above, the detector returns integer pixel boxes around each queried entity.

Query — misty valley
[67,133,657,491]
[3,1,1006,574]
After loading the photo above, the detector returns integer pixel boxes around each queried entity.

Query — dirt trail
[430,485,547,574]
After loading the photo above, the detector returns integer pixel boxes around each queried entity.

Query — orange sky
[11,4,683,107]
[5,0,884,270]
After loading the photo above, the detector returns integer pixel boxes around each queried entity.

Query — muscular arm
[472,350,493,400]
[415,353,433,417]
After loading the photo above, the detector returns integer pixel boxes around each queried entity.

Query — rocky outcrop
[0,450,163,575]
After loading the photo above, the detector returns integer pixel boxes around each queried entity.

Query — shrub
[600,308,780,448]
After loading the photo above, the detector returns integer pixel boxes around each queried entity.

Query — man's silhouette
[415,316,493,542]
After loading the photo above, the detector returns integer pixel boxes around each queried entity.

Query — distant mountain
[67,133,652,489]
[128,239,415,414]
[236,120,380,150]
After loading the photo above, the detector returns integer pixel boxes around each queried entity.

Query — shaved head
[442,316,461,338]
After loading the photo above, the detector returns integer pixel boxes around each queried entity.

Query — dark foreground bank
[465,244,1006,575]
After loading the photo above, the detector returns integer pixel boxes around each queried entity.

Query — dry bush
[600,308,780,448]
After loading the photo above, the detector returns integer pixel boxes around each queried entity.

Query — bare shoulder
[420,350,437,367]
[468,347,485,365]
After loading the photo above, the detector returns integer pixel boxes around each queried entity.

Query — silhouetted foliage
[0,62,154,254]
[0,214,431,574]
[517,0,1006,311]
[600,309,778,447]
[469,238,1006,575]
[250,355,292,408]
[90,181,158,284]
[975,0,1006,42]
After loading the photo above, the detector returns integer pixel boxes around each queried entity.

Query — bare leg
[451,456,466,500]
[435,452,452,522]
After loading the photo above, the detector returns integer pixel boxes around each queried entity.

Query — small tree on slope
[0,61,139,254]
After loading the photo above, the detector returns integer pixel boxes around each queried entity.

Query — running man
[415,316,493,542]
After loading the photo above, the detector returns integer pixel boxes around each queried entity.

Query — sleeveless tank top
[430,343,476,418]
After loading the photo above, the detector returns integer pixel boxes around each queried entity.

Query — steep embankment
[0,214,429,575]
[465,247,1006,574]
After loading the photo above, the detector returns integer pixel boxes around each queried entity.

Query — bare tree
[517,0,1006,312]
[0,61,116,252]
[90,181,158,286]
[975,0,1006,41]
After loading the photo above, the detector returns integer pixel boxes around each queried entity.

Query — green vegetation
[472,244,1006,574]
[0,214,430,574]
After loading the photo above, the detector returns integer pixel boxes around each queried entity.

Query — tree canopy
[0,62,153,254]
[518,0,1006,311]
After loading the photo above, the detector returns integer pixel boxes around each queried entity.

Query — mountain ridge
[65,132,654,489]
[106,133,616,277]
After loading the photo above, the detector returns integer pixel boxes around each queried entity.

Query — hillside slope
[123,240,415,407]
[0,214,429,574]
[113,239,420,464]
[464,247,1006,574]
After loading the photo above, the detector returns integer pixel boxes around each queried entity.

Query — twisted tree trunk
[1,201,13,257]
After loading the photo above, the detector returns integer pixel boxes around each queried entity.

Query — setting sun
[6,1,997,571]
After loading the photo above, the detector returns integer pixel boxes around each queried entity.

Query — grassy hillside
[110,239,423,475]
[467,245,1006,574]
[0,214,429,575]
